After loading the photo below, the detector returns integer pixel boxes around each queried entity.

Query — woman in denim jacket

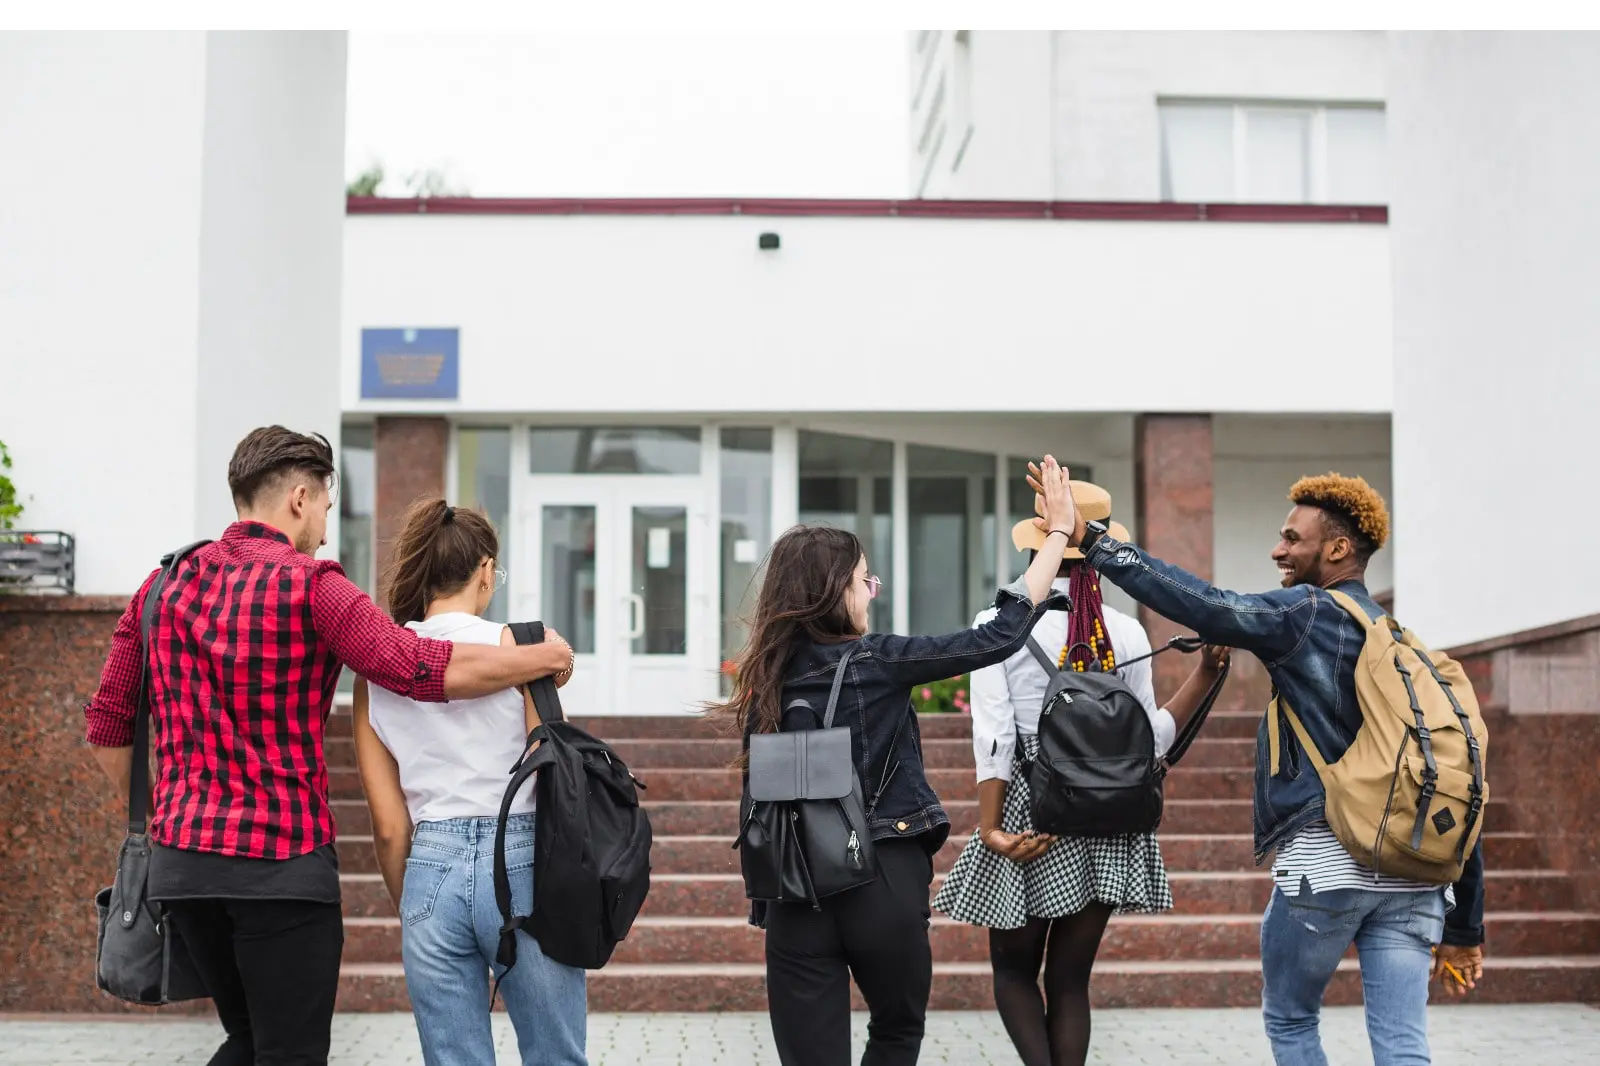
[716,456,1078,1066]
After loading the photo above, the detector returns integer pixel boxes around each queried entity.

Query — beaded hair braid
[1058,563,1117,672]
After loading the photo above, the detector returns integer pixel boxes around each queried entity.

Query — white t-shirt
[366,612,537,824]
[970,577,1177,783]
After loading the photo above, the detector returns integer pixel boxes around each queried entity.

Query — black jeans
[165,899,344,1066]
[765,839,935,1066]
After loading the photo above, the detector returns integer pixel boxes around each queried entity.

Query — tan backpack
[1268,590,1489,884]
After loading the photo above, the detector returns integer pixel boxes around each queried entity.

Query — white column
[891,440,910,634]
[771,424,799,534]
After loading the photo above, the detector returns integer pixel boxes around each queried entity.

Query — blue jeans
[400,816,587,1066]
[1260,884,1446,1066]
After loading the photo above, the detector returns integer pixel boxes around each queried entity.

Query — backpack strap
[490,737,549,1006]
[1024,637,1059,677]
[508,620,566,726]
[1162,656,1231,769]
[820,649,853,729]
[128,540,211,834]
[491,620,566,1006]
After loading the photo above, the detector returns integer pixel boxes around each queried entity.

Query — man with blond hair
[1032,467,1484,1066]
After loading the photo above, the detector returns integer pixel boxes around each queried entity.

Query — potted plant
[0,441,75,593]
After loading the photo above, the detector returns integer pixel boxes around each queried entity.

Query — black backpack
[1025,634,1228,837]
[492,621,653,991]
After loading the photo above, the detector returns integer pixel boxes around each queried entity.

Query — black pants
[765,839,935,1066]
[165,899,344,1066]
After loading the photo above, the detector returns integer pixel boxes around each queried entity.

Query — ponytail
[381,496,500,624]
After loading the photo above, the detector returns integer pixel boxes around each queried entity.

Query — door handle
[624,594,645,640]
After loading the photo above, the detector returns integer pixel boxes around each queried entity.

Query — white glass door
[519,477,713,714]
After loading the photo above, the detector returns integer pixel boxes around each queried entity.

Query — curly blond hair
[1288,472,1390,552]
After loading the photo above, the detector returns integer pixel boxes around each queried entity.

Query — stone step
[320,734,1259,773]
[329,710,1264,743]
[638,799,1257,837]
[339,868,1578,922]
[334,765,1265,803]
[335,955,1600,1012]
[341,910,1600,967]
[329,797,1261,840]
[325,830,1523,880]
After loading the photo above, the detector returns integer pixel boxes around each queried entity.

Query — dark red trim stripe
[346,196,1386,224]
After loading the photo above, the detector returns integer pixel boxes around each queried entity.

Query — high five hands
[1027,458,1082,546]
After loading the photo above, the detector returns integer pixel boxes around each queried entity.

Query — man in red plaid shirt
[84,426,573,1066]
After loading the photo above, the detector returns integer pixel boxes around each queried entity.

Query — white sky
[344,32,911,198]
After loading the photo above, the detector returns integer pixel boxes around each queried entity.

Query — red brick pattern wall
[0,597,206,1013]
[1134,415,1227,701]
[1454,617,1600,911]
[372,416,448,612]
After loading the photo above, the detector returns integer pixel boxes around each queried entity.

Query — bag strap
[128,540,210,834]
[508,620,565,725]
[821,648,853,729]
[1024,636,1061,677]
[1162,658,1230,768]
[490,737,550,1005]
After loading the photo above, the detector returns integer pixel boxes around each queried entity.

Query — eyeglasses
[864,575,883,600]
[493,568,507,590]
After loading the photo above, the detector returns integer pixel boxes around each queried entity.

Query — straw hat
[1011,480,1130,561]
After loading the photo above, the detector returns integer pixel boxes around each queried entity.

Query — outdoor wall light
[758,232,780,250]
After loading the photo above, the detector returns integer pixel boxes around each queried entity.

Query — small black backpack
[1025,634,1228,837]
[492,622,653,990]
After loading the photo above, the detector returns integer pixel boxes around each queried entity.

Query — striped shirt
[84,521,455,859]
[1273,821,1442,896]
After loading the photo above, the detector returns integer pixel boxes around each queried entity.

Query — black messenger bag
[94,540,211,1006]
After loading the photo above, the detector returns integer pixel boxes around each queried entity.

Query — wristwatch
[1078,519,1109,556]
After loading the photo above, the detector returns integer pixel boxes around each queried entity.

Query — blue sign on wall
[360,328,460,399]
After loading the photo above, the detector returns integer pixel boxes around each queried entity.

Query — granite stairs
[326,711,1600,1011]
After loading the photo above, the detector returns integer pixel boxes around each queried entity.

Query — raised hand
[1026,455,1079,543]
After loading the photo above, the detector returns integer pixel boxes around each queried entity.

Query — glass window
[1325,105,1386,204]
[630,506,688,655]
[541,505,597,654]
[719,428,773,690]
[907,445,995,635]
[457,427,511,622]
[798,431,893,634]
[529,426,701,475]
[1244,108,1312,202]
[1160,102,1234,201]
[336,423,376,695]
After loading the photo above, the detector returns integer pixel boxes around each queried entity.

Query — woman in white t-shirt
[933,485,1227,1066]
[351,498,583,1066]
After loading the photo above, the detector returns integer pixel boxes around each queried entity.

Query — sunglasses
[864,574,883,600]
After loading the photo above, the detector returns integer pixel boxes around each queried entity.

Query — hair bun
[443,505,456,523]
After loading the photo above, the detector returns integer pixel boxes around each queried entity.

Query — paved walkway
[1,1005,1596,1064]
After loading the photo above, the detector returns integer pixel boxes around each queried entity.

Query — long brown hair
[381,496,500,624]
[711,525,863,739]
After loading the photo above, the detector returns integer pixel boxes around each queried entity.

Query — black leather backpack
[492,622,653,993]
[1025,635,1228,837]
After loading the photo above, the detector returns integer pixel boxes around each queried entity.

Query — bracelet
[1046,529,1072,541]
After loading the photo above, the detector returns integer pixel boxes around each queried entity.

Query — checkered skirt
[932,734,1173,929]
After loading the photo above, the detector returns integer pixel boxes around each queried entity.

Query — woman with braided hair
[933,481,1227,1066]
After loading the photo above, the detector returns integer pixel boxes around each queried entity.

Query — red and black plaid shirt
[84,521,454,859]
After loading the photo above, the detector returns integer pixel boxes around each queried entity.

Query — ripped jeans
[1260,884,1446,1066]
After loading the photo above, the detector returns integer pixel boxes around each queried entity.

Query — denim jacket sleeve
[1443,839,1485,947]
[863,577,1069,688]
[1083,534,1318,664]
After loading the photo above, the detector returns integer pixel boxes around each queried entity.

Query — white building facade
[337,199,1392,712]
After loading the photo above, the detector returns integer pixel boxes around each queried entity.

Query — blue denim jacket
[780,577,1068,853]
[1084,533,1485,945]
